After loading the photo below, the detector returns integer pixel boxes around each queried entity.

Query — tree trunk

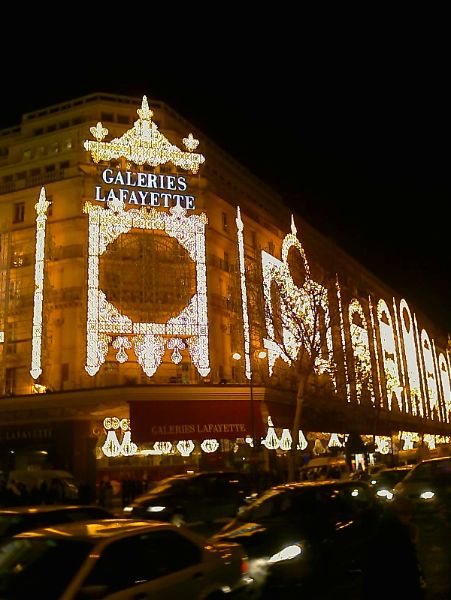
[287,374,308,481]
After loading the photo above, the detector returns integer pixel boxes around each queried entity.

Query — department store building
[0,93,450,486]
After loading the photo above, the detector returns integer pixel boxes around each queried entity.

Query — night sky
[1,25,449,333]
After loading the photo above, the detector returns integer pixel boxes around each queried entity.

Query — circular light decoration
[245,436,254,447]
[177,440,195,456]
[201,439,219,453]
[153,442,173,455]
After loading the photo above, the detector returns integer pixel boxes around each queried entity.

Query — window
[45,164,55,173]
[23,149,32,160]
[36,146,45,156]
[47,124,57,132]
[223,252,229,270]
[13,202,25,223]
[50,142,60,153]
[16,172,26,180]
[251,231,257,249]
[117,115,129,124]
[61,363,69,382]
[84,531,201,594]
[33,128,44,136]
[222,212,228,231]
[101,112,114,122]
[5,367,16,395]
[63,139,73,151]
[268,241,275,254]
[59,161,70,169]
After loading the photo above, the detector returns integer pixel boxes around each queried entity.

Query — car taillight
[241,557,249,575]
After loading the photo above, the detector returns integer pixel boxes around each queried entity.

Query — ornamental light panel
[348,299,375,405]
[83,96,209,379]
[400,299,424,417]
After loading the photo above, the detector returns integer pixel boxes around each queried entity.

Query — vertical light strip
[393,298,407,412]
[30,187,51,379]
[368,296,383,406]
[432,339,444,422]
[414,313,428,419]
[335,277,350,402]
[236,207,251,380]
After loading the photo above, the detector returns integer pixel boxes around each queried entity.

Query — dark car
[213,480,386,596]
[0,505,114,541]
[0,520,255,599]
[369,465,412,501]
[123,471,256,529]
[394,456,451,518]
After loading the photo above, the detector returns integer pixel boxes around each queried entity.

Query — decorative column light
[30,187,51,379]
[236,207,252,380]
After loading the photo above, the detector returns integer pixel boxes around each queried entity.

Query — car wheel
[171,513,185,526]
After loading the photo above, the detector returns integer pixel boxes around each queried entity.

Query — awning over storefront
[129,399,295,443]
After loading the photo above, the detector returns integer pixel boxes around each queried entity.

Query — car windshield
[0,537,94,599]
[405,460,451,483]
[375,470,410,486]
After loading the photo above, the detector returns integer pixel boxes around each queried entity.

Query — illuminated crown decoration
[261,215,335,384]
[84,96,205,173]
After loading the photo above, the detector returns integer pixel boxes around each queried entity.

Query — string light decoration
[84,202,210,378]
[368,296,384,405]
[201,439,219,453]
[420,329,440,420]
[393,299,408,411]
[153,442,173,455]
[438,353,451,422]
[348,299,375,405]
[400,300,424,417]
[236,207,251,380]
[262,416,280,450]
[374,436,391,455]
[30,187,51,379]
[261,216,334,384]
[328,433,343,448]
[399,431,419,451]
[423,434,436,450]
[279,429,292,451]
[336,278,351,402]
[177,440,195,456]
[101,417,138,457]
[297,430,308,450]
[84,96,205,174]
[377,300,404,411]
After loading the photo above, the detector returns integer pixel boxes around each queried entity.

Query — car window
[63,508,112,522]
[83,530,202,594]
[406,460,451,483]
[0,537,92,600]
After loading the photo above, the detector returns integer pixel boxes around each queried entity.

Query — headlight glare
[268,544,302,564]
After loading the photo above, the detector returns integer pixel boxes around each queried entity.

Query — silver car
[0,519,255,599]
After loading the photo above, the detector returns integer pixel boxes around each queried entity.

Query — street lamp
[232,349,267,448]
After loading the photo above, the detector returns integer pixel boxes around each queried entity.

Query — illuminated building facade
[0,94,450,485]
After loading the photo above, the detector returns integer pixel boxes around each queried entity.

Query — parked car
[394,456,451,517]
[6,469,79,503]
[213,480,385,596]
[123,471,256,528]
[369,465,412,501]
[298,457,350,481]
[0,519,255,599]
[0,505,114,542]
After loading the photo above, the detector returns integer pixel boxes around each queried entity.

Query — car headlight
[267,544,302,564]
[146,505,166,512]
[123,506,134,513]
[376,489,394,500]
[419,491,435,500]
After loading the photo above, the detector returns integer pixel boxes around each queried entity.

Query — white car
[0,519,256,599]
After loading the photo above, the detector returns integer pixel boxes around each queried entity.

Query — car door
[78,529,221,600]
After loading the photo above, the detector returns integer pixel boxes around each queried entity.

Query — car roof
[0,505,105,516]
[271,480,365,492]
[16,519,174,540]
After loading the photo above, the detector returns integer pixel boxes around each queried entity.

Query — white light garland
[349,299,375,405]
[421,329,440,419]
[153,441,173,455]
[375,436,391,455]
[101,417,138,457]
[400,300,424,417]
[261,216,334,383]
[377,300,403,411]
[328,433,343,448]
[297,430,308,450]
[262,416,280,450]
[279,429,292,451]
[30,187,50,379]
[438,353,451,422]
[236,207,252,380]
